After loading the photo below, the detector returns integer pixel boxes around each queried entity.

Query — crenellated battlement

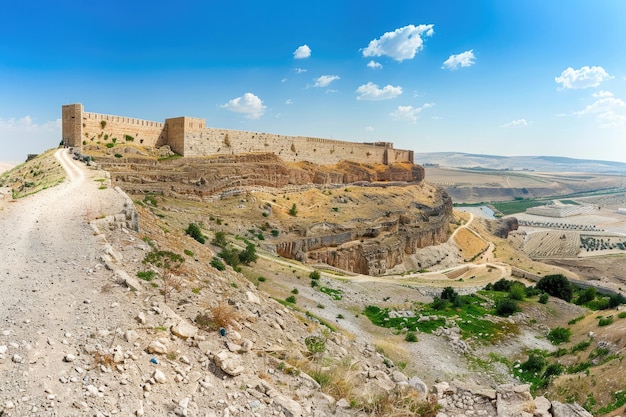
[62,104,414,165]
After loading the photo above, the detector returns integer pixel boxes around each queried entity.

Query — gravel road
[0,149,128,415]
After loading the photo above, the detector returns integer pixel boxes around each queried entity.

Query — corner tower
[164,116,206,156]
[62,103,83,150]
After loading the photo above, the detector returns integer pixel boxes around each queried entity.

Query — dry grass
[93,351,116,369]
[454,228,489,261]
[210,302,242,329]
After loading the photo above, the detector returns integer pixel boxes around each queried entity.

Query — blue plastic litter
[219,327,226,337]
[150,358,158,364]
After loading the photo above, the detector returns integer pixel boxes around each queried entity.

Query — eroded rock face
[486,217,519,238]
[294,193,453,275]
[99,153,424,199]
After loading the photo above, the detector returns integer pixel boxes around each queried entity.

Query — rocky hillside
[88,148,448,276]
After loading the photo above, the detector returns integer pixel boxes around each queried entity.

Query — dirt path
[0,149,128,415]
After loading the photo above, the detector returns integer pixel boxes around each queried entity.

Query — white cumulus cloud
[365,126,374,132]
[555,66,612,89]
[367,60,382,69]
[501,119,528,128]
[593,90,614,98]
[355,82,402,101]
[362,24,434,62]
[295,68,307,74]
[574,96,626,128]
[442,50,476,70]
[293,45,311,59]
[314,75,340,88]
[0,116,60,130]
[390,103,434,123]
[221,93,267,119]
[285,99,293,105]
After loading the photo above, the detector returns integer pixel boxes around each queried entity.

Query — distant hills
[414,152,626,174]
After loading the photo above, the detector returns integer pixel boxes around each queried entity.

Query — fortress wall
[63,104,414,166]
[183,127,412,165]
[81,112,166,148]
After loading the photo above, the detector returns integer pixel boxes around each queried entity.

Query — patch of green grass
[320,286,343,300]
[137,270,156,281]
[491,199,546,216]
[598,316,614,326]
[363,293,517,344]
[570,339,592,353]
[596,390,626,415]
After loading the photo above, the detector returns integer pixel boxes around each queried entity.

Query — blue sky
[1,1,625,163]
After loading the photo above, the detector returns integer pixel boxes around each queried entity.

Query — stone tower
[62,103,83,150]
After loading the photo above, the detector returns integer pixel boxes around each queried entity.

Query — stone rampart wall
[81,112,166,148]
[65,104,414,166]
[182,128,412,165]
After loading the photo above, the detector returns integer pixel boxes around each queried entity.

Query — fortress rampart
[62,104,414,165]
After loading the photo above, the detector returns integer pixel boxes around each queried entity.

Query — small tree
[100,120,107,129]
[212,231,228,248]
[495,298,519,317]
[238,241,258,265]
[509,282,526,301]
[185,223,206,244]
[143,250,185,303]
[289,203,298,216]
[536,274,573,302]
[548,327,572,345]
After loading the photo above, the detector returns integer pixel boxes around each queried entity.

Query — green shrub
[576,287,597,305]
[310,280,319,288]
[495,298,519,317]
[258,276,266,282]
[210,257,226,271]
[570,339,592,353]
[105,143,115,148]
[185,223,206,244]
[521,352,546,373]
[218,247,240,269]
[270,229,279,237]
[211,231,227,248]
[509,282,526,301]
[539,293,549,304]
[431,297,448,311]
[291,288,299,294]
[548,327,572,345]
[286,295,296,304]
[542,363,564,379]
[114,153,122,158]
[405,331,418,342]
[598,316,614,327]
[536,274,573,302]
[183,249,194,257]
[238,241,258,265]
[137,270,156,281]
[309,270,321,280]
[492,278,513,292]
[288,203,298,216]
[618,311,626,319]
[305,335,326,354]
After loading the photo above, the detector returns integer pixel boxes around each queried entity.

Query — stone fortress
[62,104,414,166]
